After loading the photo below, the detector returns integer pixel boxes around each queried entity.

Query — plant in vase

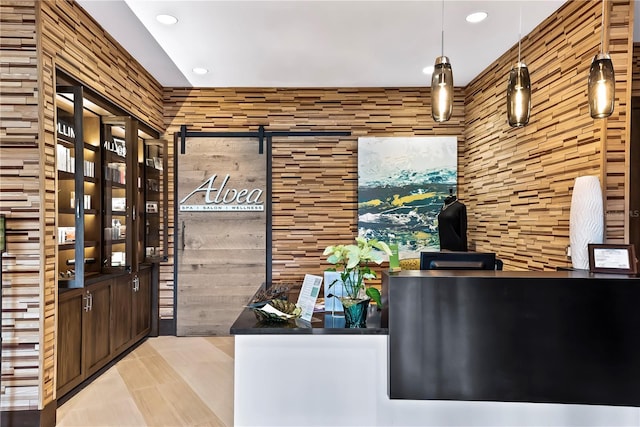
[323,236,392,327]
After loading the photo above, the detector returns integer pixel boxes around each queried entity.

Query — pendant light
[506,6,531,127]
[431,0,453,123]
[588,0,614,119]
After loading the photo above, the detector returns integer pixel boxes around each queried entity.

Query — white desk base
[234,335,639,426]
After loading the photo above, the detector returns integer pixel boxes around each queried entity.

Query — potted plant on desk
[323,236,392,327]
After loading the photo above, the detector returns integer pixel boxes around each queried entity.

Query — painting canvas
[358,136,458,258]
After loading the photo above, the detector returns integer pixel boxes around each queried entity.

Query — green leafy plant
[323,236,392,307]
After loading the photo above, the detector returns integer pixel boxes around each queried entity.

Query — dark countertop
[230,270,639,336]
[58,270,131,293]
[230,303,387,335]
[384,269,638,280]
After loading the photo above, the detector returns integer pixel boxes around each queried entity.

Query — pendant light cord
[600,0,605,52]
[441,0,444,56]
[518,5,522,63]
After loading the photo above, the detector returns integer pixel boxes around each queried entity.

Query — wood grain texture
[176,137,266,336]
[0,0,42,411]
[163,87,466,313]
[463,0,634,271]
[633,43,640,96]
[38,0,164,411]
[2,0,164,413]
[2,0,637,412]
[56,336,233,427]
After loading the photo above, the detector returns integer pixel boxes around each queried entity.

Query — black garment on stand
[437,196,468,251]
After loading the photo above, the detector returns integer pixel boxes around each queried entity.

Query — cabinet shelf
[57,136,75,146]
[108,181,127,189]
[105,238,126,245]
[59,208,98,215]
[111,210,126,216]
[58,138,99,152]
[58,170,76,180]
[57,170,98,183]
[84,143,99,152]
[58,272,101,288]
[58,240,98,250]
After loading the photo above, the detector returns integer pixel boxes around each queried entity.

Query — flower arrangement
[323,236,392,307]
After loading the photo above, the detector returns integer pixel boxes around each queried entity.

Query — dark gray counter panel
[383,270,640,406]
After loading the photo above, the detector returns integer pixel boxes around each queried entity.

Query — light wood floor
[56,336,234,427]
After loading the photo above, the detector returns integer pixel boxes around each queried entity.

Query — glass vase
[341,297,369,328]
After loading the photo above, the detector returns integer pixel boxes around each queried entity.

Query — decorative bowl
[249,299,301,322]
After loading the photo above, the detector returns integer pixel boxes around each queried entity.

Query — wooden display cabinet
[55,73,159,399]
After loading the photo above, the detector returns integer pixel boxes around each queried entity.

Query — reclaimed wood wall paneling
[633,43,640,96]
[163,88,466,312]
[1,1,637,410]
[0,0,42,411]
[1,0,164,412]
[463,0,633,271]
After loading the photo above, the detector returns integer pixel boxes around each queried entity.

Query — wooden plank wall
[0,0,41,412]
[1,0,164,413]
[463,0,634,270]
[633,43,640,96]
[1,0,636,408]
[604,0,634,243]
[162,88,466,317]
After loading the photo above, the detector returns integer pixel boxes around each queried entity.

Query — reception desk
[231,271,640,426]
[383,270,640,407]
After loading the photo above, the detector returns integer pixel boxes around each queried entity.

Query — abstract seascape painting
[358,137,458,258]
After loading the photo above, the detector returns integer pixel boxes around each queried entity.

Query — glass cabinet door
[56,86,102,287]
[56,86,84,287]
[102,116,137,272]
[142,139,168,262]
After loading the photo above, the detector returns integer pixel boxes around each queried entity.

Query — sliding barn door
[176,137,266,336]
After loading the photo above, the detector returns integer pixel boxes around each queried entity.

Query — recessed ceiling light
[156,14,178,25]
[422,66,434,75]
[466,11,488,23]
[192,67,208,75]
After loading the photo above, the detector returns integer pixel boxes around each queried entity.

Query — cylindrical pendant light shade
[431,56,453,123]
[569,175,604,270]
[588,53,615,119]
[506,62,531,127]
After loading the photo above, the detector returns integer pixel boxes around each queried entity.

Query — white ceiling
[78,0,638,88]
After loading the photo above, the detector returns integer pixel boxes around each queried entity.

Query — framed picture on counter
[588,244,638,275]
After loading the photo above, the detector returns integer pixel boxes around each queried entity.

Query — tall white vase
[569,175,604,269]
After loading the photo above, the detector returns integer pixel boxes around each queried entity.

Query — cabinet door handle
[181,221,186,250]
[132,276,139,292]
[88,292,93,311]
[83,294,89,312]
